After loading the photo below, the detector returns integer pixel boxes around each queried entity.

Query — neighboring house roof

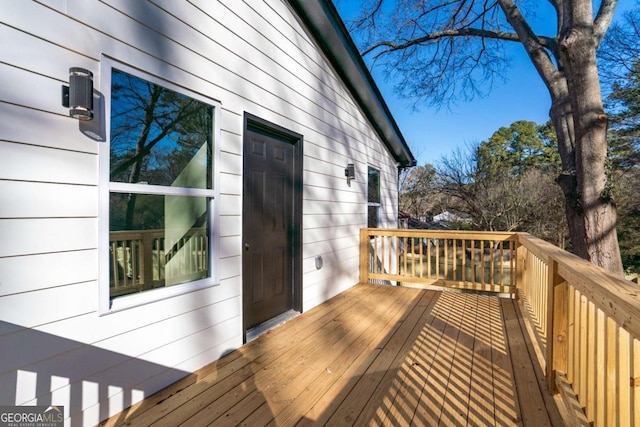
[399,211,448,230]
[433,211,473,223]
[287,0,416,168]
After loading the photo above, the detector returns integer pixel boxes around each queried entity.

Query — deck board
[102,284,569,427]
[468,295,497,426]
[503,299,552,426]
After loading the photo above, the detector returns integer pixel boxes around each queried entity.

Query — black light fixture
[62,67,94,121]
[345,163,355,182]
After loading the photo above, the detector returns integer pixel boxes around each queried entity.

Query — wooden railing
[359,228,640,425]
[359,229,518,294]
[517,233,640,426]
[109,228,208,296]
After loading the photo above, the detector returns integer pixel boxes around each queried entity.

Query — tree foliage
[599,8,640,272]
[599,5,640,87]
[435,121,567,246]
[476,120,559,178]
[399,163,437,219]
[614,167,640,272]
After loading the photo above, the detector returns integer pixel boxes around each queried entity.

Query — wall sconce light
[345,163,355,182]
[62,67,94,121]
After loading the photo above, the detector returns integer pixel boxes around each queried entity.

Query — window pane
[109,193,209,298]
[110,69,213,189]
[368,206,379,228]
[368,167,380,203]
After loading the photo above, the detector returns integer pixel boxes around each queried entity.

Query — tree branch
[497,0,560,91]
[593,0,618,47]
[350,0,384,32]
[363,24,558,59]
[362,26,558,57]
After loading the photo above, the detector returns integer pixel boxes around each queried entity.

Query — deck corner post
[546,258,568,393]
[359,228,369,284]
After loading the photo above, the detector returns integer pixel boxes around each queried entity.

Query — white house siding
[0,1,401,424]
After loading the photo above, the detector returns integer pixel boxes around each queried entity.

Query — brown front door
[242,115,302,332]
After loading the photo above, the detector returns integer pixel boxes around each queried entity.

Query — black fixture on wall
[345,163,355,183]
[62,67,94,121]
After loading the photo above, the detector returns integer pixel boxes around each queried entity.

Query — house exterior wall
[0,1,400,424]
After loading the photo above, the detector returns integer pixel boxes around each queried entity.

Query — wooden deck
[104,284,571,426]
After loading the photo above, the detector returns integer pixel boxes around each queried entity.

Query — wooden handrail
[517,233,640,341]
[359,228,640,425]
[516,232,640,425]
[360,228,518,294]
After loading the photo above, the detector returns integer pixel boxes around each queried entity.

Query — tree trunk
[503,0,626,275]
[496,0,623,273]
[554,20,624,274]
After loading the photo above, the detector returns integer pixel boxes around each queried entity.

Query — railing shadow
[298,290,531,425]
[103,348,275,426]
[0,321,189,426]
[367,292,520,426]
[97,284,568,425]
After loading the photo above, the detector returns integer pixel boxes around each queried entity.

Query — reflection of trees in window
[368,206,379,228]
[110,69,213,229]
[108,68,215,297]
[368,167,380,204]
[368,167,381,227]
[110,193,165,231]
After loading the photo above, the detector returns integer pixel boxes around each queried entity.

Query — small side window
[367,167,380,228]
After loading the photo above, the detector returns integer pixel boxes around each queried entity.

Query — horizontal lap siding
[0,181,98,218]
[0,0,400,424]
[0,250,98,296]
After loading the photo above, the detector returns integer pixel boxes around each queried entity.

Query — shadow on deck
[102,284,572,426]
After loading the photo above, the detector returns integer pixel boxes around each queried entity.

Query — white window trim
[98,56,221,315]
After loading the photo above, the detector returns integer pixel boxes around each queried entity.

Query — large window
[101,60,219,311]
[368,167,381,228]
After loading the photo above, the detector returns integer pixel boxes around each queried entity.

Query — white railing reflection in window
[109,229,207,297]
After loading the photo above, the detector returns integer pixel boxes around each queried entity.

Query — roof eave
[287,0,417,168]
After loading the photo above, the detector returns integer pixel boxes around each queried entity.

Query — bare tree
[436,141,566,243]
[399,163,437,219]
[599,5,640,86]
[599,5,640,272]
[345,0,623,273]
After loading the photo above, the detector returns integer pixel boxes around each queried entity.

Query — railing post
[142,231,154,290]
[359,228,369,284]
[515,240,526,299]
[546,258,568,393]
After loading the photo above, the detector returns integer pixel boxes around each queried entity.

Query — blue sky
[334,1,633,166]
